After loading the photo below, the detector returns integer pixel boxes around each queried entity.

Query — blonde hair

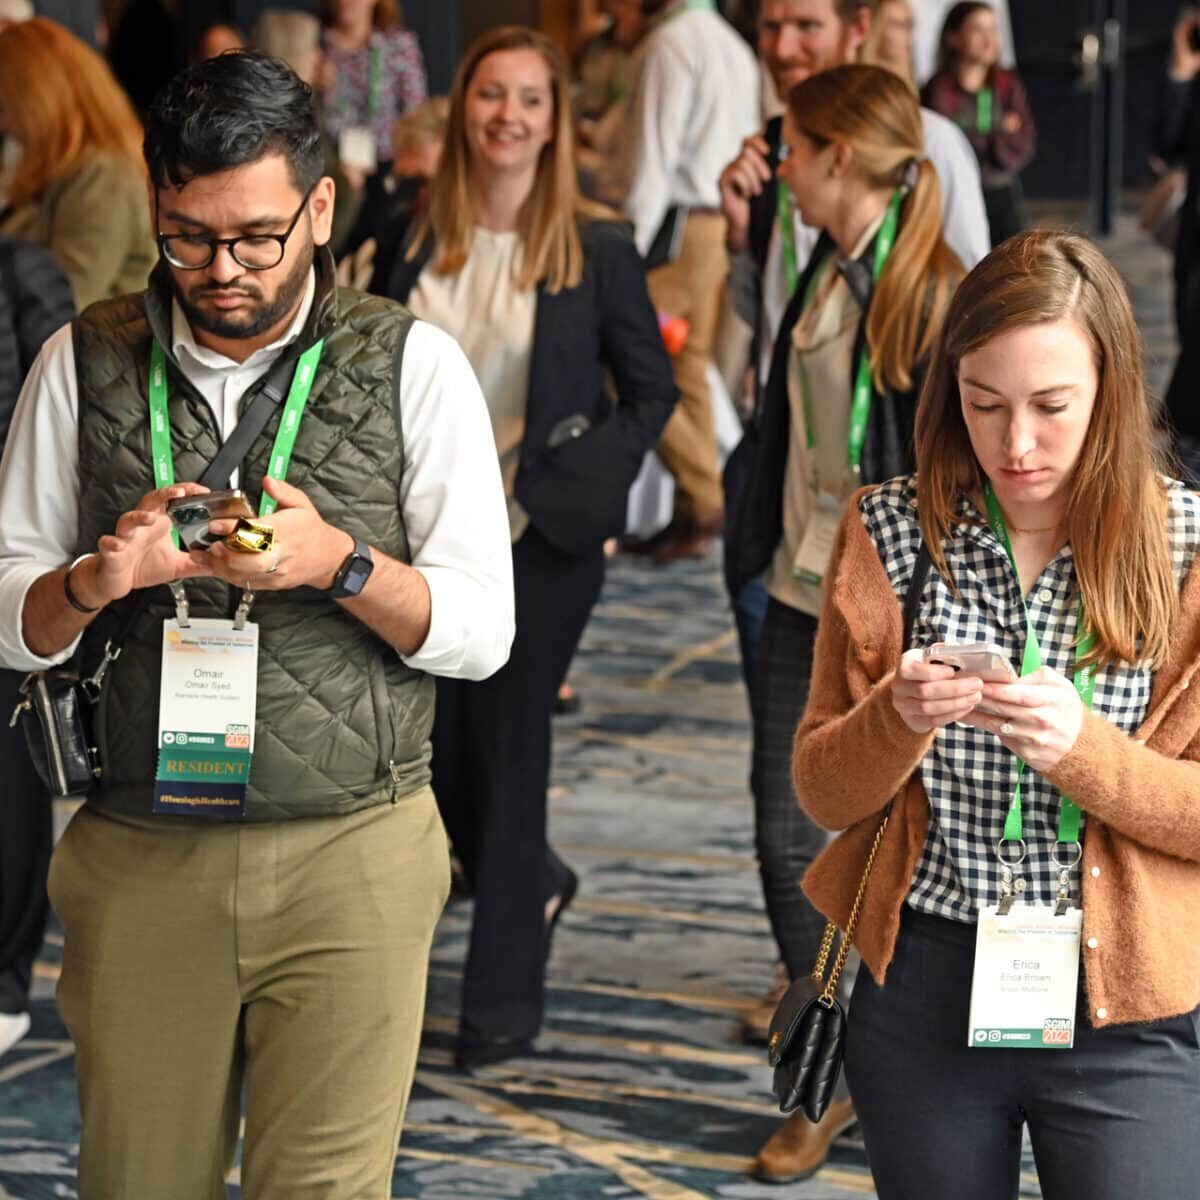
[409,25,608,293]
[252,9,320,73]
[393,96,449,157]
[861,0,917,92]
[914,231,1176,669]
[0,18,144,209]
[786,63,963,393]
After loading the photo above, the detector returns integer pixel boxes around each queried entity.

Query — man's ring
[1000,722,1015,736]
[266,552,280,575]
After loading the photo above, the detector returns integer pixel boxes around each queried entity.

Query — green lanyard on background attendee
[797,188,903,474]
[976,85,994,135]
[777,181,800,298]
[983,481,1097,908]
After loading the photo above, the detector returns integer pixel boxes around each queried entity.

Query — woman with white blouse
[375,25,677,1071]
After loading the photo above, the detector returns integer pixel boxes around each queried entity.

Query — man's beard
[174,240,315,342]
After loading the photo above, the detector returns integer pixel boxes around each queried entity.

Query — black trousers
[750,600,828,981]
[847,908,1200,1200]
[0,669,52,1015]
[432,526,605,1043]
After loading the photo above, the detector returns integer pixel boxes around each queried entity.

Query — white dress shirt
[408,228,537,543]
[0,275,515,681]
[620,0,761,254]
[757,107,990,384]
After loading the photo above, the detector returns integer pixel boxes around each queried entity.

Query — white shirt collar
[169,268,317,373]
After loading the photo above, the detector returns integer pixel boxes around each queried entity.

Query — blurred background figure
[0,18,154,309]
[251,7,363,255]
[909,0,1014,84]
[320,0,428,181]
[617,0,760,565]
[0,234,73,1061]
[192,18,244,60]
[921,0,1035,246]
[374,25,676,1071]
[1157,5,1200,479]
[345,94,448,285]
[575,0,645,139]
[862,0,918,90]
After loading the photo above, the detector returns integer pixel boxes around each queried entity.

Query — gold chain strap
[812,808,891,1006]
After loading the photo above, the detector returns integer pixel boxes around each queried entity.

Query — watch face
[342,556,373,596]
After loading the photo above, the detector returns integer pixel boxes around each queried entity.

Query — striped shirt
[859,476,1200,923]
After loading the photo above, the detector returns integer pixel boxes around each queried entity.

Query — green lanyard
[148,338,325,541]
[983,482,1096,850]
[367,41,383,121]
[798,187,903,473]
[976,86,994,135]
[777,181,799,299]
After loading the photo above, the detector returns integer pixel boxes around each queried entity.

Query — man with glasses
[0,51,514,1198]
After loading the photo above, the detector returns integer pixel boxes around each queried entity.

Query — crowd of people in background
[6,1,1200,1198]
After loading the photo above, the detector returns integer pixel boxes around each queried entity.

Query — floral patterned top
[322,28,428,162]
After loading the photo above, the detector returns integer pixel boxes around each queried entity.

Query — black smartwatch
[329,535,374,599]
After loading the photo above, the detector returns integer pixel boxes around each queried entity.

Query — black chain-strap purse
[766,540,932,1122]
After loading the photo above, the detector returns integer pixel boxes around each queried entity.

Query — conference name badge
[968,904,1082,1050]
[153,618,259,819]
[792,491,843,586]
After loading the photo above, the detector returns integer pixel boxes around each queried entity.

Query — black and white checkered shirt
[860,476,1200,923]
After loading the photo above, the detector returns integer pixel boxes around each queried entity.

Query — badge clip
[169,581,191,628]
[233,587,255,631]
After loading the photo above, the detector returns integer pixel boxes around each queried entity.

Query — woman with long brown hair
[725,62,964,1178]
[921,0,1035,246]
[794,230,1200,1196]
[374,25,676,1070]
[0,18,155,309]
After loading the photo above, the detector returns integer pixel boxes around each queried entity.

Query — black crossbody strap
[102,349,304,653]
[901,539,932,654]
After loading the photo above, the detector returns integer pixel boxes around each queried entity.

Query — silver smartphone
[923,642,1018,683]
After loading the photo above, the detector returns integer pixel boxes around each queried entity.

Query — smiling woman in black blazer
[373,24,676,1070]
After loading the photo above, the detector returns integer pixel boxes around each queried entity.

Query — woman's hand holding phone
[959,666,1086,772]
[892,648,986,733]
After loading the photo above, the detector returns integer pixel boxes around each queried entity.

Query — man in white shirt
[714,0,989,1184]
[0,51,513,1199]
[618,0,760,561]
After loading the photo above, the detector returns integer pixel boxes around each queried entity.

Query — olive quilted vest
[71,257,433,821]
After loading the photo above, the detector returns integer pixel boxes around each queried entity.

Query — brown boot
[752,1098,857,1184]
[740,964,789,1045]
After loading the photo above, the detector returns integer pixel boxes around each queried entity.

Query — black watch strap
[330,536,374,599]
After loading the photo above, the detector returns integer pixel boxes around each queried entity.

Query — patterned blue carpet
[0,205,1171,1199]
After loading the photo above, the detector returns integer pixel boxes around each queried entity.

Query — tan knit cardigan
[796,488,1200,1029]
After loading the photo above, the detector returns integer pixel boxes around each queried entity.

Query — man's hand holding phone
[71,482,217,609]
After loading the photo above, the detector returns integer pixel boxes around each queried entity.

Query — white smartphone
[923,642,1018,683]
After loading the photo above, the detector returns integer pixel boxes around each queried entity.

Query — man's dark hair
[144,51,324,193]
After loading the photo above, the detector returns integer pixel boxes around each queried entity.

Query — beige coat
[796,486,1200,1029]
[2,152,155,310]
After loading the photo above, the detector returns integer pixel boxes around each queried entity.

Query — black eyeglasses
[156,186,314,271]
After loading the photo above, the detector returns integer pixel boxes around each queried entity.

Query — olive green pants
[48,787,450,1200]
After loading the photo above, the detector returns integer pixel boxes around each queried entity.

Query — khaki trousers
[646,211,730,524]
[48,787,450,1200]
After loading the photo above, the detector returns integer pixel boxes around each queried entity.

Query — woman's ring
[1000,722,1015,737]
